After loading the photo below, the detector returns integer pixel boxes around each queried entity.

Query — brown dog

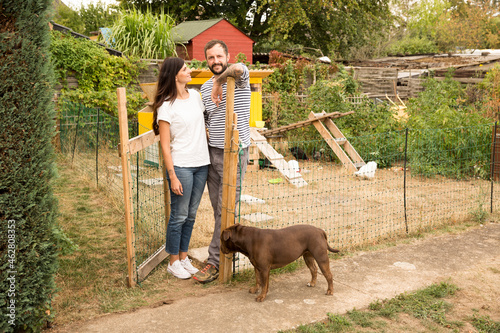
[221,223,339,302]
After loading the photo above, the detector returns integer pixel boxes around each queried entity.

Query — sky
[62,0,118,10]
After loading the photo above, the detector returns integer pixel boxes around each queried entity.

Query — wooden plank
[323,118,365,166]
[159,141,170,232]
[138,105,154,113]
[222,128,239,280]
[308,112,357,173]
[139,82,157,103]
[220,77,236,283]
[249,129,308,187]
[254,141,284,160]
[128,130,160,155]
[137,245,168,281]
[259,111,354,137]
[117,87,137,288]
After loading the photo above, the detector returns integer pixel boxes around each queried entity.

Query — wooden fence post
[159,142,171,231]
[219,77,239,282]
[117,87,137,287]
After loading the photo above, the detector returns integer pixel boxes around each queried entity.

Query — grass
[285,282,461,333]
[283,281,500,333]
[470,313,500,333]
[369,281,459,326]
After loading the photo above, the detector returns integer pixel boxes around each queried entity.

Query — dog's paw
[249,286,259,294]
[255,295,266,302]
[307,282,316,287]
[325,289,333,296]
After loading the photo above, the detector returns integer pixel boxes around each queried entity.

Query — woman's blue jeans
[165,165,208,255]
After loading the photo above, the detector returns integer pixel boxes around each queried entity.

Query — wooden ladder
[250,128,308,188]
[308,111,365,173]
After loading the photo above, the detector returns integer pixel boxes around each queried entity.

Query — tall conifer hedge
[0,0,59,331]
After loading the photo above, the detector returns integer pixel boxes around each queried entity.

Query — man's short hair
[204,39,229,58]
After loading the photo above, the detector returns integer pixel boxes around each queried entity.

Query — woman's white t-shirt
[156,89,210,167]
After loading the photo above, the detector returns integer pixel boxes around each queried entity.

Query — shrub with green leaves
[51,30,142,92]
[405,71,492,178]
[50,30,146,117]
[0,0,61,331]
[388,36,438,55]
[479,63,500,119]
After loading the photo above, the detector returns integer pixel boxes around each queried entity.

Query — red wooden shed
[172,18,255,63]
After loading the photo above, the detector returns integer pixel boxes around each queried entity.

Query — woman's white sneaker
[167,260,191,279]
[180,257,199,274]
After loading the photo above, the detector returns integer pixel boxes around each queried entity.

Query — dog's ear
[222,228,232,241]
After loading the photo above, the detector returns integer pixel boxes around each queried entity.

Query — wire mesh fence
[58,103,500,279]
[58,103,136,201]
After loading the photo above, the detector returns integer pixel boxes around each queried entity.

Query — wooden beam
[159,141,171,232]
[322,118,365,166]
[219,77,237,283]
[128,130,160,155]
[259,111,354,136]
[117,87,137,287]
[137,245,169,281]
[308,112,357,173]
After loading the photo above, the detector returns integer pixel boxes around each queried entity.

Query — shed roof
[172,18,224,43]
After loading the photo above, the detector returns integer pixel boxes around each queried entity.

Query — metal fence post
[491,122,498,213]
[96,107,100,186]
[404,127,409,233]
[71,103,82,164]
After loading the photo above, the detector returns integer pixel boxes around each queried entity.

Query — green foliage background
[53,0,118,36]
[0,0,62,331]
[50,31,147,117]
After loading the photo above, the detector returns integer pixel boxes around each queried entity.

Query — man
[193,39,251,283]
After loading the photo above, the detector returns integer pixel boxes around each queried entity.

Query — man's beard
[209,62,228,75]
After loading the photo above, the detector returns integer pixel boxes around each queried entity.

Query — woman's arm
[158,120,183,195]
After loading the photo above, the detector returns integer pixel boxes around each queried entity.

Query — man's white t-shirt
[156,89,210,167]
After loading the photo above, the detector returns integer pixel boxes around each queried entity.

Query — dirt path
[54,223,500,333]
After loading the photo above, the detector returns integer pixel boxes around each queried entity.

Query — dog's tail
[322,229,340,253]
[327,245,340,253]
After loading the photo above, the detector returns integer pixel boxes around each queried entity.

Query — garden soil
[53,222,500,333]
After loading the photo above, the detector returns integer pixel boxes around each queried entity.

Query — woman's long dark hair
[152,57,185,135]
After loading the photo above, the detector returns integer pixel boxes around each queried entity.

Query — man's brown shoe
[193,263,219,283]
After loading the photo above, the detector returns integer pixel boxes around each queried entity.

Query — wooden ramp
[308,111,365,173]
[250,128,308,188]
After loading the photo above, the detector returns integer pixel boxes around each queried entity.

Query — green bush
[388,36,439,55]
[50,30,143,92]
[405,72,492,178]
[478,63,500,119]
[262,59,403,166]
[0,0,61,331]
[50,30,147,117]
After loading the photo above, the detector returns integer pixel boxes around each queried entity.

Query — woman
[152,58,210,279]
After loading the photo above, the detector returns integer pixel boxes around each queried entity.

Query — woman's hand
[170,175,183,196]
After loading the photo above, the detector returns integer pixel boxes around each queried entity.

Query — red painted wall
[190,20,254,63]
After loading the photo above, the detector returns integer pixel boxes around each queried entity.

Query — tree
[77,1,119,35]
[53,1,118,35]
[387,0,500,55]
[117,0,393,59]
[262,0,394,59]
[435,0,498,52]
[0,0,60,331]
[53,1,85,33]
